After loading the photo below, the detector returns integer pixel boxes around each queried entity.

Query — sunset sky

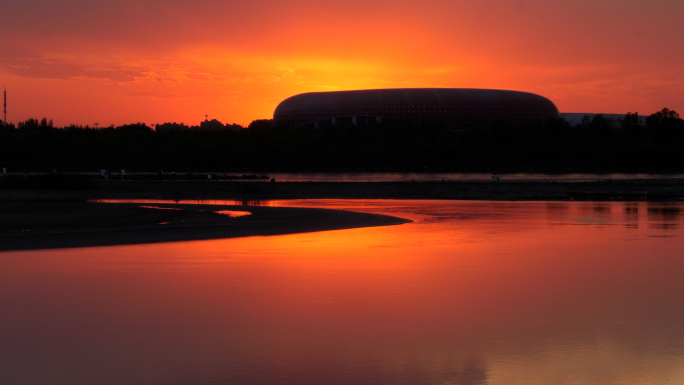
[2,0,683,127]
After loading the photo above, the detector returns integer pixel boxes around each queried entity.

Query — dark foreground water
[2,200,684,385]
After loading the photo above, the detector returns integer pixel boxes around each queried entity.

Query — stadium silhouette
[273,88,559,127]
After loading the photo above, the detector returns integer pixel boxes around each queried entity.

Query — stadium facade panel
[273,88,560,127]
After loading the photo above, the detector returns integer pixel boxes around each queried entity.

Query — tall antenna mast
[3,88,6,129]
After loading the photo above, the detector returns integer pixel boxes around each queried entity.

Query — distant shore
[2,178,684,202]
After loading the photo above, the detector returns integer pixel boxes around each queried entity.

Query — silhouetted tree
[156,122,190,133]
[621,112,641,130]
[116,123,153,133]
[589,114,613,140]
[200,119,225,131]
[647,108,683,140]
[647,108,681,129]
[247,119,274,130]
[18,118,40,130]
[0,120,16,130]
[653,108,680,120]
[40,118,53,128]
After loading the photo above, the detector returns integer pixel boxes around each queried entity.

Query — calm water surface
[265,172,684,182]
[78,171,684,182]
[2,200,684,385]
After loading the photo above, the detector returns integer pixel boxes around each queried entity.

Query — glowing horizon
[2,0,683,127]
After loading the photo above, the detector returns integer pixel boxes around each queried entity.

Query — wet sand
[0,201,411,251]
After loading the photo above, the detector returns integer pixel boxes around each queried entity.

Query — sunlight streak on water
[214,210,251,218]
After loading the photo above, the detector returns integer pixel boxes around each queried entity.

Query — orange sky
[2,0,683,127]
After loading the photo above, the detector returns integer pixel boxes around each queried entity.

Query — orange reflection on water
[139,205,183,211]
[215,210,251,218]
[2,200,684,384]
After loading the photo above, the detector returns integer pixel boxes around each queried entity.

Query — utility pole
[3,88,6,129]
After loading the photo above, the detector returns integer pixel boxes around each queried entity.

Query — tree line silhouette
[1,109,683,173]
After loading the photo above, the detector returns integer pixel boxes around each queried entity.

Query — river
[1,200,683,384]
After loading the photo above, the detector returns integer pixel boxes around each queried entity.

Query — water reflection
[623,202,639,229]
[95,198,277,207]
[2,200,684,385]
[229,198,274,206]
[648,203,681,231]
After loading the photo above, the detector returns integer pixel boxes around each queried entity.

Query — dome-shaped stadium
[273,88,559,127]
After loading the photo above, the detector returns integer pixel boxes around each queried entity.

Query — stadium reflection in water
[2,200,684,385]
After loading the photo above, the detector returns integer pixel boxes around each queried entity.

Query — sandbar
[0,201,411,252]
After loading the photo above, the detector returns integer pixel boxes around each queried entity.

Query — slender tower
[3,88,6,129]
